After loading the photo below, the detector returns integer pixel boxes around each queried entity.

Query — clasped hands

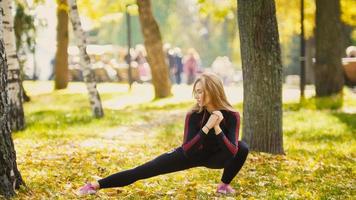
[202,111,223,135]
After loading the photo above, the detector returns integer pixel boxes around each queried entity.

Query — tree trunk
[137,0,171,98]
[55,0,69,90]
[341,22,353,56]
[1,0,25,131]
[314,0,344,97]
[0,6,25,198]
[68,0,104,118]
[305,37,315,84]
[238,0,284,154]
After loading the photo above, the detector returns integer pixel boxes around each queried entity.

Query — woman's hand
[205,113,219,130]
[212,111,223,127]
[212,111,223,135]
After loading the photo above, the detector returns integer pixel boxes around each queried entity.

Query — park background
[0,0,355,199]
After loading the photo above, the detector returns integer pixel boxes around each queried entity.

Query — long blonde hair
[191,72,235,113]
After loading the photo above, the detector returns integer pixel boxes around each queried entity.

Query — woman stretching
[78,72,249,195]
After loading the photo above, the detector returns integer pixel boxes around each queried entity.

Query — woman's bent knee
[238,141,249,156]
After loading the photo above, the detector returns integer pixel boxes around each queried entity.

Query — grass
[10,81,356,199]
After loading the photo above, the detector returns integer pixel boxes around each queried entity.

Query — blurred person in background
[184,48,200,85]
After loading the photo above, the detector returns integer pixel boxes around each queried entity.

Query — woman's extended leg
[98,147,197,188]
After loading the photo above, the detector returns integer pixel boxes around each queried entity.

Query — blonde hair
[191,72,235,113]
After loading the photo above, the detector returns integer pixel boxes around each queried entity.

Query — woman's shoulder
[185,111,203,123]
[221,109,239,114]
[221,109,240,119]
[185,110,197,118]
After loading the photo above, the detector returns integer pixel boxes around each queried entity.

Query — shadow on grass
[24,100,195,133]
[25,109,95,130]
[283,101,316,111]
[332,112,356,132]
[126,100,242,112]
[284,112,355,144]
[18,108,136,140]
[125,102,193,111]
[299,133,348,143]
[285,127,353,144]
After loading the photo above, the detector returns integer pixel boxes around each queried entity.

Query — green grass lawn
[12,82,356,199]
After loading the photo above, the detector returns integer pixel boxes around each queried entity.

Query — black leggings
[99,141,249,188]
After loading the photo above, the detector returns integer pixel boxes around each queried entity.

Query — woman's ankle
[91,181,100,190]
[220,182,229,186]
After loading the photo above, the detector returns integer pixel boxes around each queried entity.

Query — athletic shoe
[216,183,235,194]
[77,183,97,196]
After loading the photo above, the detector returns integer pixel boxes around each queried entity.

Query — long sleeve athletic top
[181,109,240,159]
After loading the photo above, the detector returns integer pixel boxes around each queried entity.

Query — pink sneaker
[224,184,236,194]
[77,183,97,196]
[216,183,235,194]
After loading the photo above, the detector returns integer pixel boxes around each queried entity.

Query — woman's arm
[182,112,218,157]
[214,111,240,156]
[181,112,206,156]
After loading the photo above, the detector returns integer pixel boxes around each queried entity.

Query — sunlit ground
[23,81,318,109]
[12,81,355,199]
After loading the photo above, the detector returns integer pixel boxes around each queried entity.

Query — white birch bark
[68,0,104,118]
[0,0,25,131]
[0,5,25,197]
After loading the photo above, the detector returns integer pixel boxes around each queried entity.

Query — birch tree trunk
[1,0,25,131]
[238,0,284,154]
[137,0,171,98]
[0,6,25,198]
[55,0,69,90]
[68,0,103,118]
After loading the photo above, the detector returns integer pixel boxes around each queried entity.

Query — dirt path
[101,110,186,143]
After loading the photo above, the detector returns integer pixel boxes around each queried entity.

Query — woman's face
[194,81,210,107]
